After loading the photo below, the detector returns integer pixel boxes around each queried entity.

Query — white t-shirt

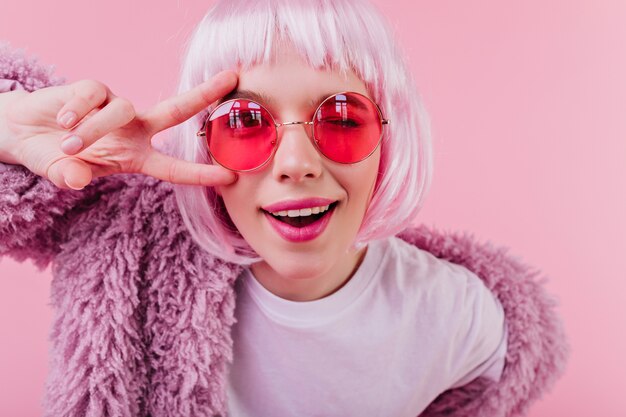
[226,236,508,417]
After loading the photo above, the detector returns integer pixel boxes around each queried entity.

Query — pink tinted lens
[313,93,383,163]
[206,100,276,171]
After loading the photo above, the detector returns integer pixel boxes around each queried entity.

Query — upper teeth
[270,204,331,217]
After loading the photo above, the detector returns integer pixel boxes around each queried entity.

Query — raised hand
[0,71,239,190]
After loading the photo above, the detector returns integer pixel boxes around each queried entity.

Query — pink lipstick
[263,202,337,242]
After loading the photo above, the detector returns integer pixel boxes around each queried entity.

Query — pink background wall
[1,0,624,415]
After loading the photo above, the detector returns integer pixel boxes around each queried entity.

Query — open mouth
[262,201,339,228]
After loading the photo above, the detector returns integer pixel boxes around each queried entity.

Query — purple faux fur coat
[0,42,569,417]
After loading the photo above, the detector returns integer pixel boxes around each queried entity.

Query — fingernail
[61,135,83,154]
[222,171,238,184]
[64,178,84,191]
[58,111,77,128]
[213,70,236,86]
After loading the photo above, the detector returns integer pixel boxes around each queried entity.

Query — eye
[324,118,362,128]
[227,110,264,129]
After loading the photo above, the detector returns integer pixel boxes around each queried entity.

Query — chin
[265,258,329,281]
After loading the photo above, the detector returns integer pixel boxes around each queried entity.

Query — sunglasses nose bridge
[272,120,320,159]
[277,121,313,127]
[274,120,316,147]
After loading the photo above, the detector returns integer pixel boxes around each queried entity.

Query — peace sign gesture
[0,70,239,190]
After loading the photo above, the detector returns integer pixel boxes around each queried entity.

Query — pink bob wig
[162,0,433,265]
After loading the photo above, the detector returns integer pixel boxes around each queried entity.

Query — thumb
[47,157,93,190]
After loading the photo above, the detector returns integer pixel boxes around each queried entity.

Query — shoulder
[377,236,493,325]
[385,235,506,362]
[383,235,485,295]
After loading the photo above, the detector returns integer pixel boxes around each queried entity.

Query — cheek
[355,152,381,213]
[218,180,259,225]
[220,189,245,221]
[359,150,381,195]
[337,159,380,214]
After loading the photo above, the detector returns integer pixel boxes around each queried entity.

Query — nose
[271,123,323,182]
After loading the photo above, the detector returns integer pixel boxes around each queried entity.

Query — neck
[249,245,369,302]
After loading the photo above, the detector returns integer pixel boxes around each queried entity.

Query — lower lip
[263,206,336,243]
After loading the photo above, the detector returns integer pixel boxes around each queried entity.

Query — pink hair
[160,0,433,265]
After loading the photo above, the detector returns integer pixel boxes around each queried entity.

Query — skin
[216,44,381,302]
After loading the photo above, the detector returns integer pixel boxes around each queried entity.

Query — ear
[214,185,223,196]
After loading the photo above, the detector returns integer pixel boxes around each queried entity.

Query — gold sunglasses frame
[196,91,390,172]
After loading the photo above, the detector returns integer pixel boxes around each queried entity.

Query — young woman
[0,0,568,416]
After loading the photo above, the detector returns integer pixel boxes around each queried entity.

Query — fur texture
[0,42,569,416]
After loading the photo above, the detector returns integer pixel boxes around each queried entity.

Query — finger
[59,96,136,155]
[141,70,238,136]
[55,80,112,129]
[46,157,93,190]
[140,149,238,186]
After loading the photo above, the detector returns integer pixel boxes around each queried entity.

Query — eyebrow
[221,89,277,106]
